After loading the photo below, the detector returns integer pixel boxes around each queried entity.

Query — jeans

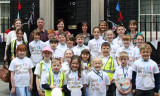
[10,86,31,96]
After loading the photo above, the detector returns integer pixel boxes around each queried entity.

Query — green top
[126,32,143,45]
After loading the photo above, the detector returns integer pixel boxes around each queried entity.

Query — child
[45,29,56,48]
[80,49,92,74]
[135,35,144,60]
[29,30,45,95]
[105,29,119,58]
[60,49,74,76]
[100,42,118,96]
[34,47,52,96]
[113,51,133,96]
[29,29,45,67]
[115,35,137,66]
[73,34,89,56]
[42,58,67,96]
[88,27,105,59]
[126,20,143,45]
[132,44,159,96]
[9,44,33,96]
[86,57,110,96]
[7,28,28,64]
[80,49,91,96]
[50,38,63,60]
[57,32,68,56]
[67,34,75,50]
[67,55,86,96]
[113,25,134,47]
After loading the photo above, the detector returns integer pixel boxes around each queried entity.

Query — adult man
[29,18,48,42]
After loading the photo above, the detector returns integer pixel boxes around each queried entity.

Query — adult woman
[126,20,143,45]
[4,19,28,61]
[99,20,108,40]
[80,22,92,45]
[55,19,70,37]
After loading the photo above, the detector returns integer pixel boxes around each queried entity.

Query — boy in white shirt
[113,51,133,96]
[73,34,89,56]
[86,57,110,96]
[113,25,134,47]
[132,44,159,96]
[100,42,118,96]
[50,38,63,60]
[45,29,56,48]
[42,58,67,96]
[88,27,105,59]
[57,32,68,56]
[115,35,137,66]
[29,30,45,95]
[29,30,45,67]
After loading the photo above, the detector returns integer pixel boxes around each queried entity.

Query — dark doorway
[54,0,91,36]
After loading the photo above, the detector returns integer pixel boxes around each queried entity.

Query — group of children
[8,21,159,96]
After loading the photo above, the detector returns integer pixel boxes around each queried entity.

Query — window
[0,0,10,42]
[139,0,160,41]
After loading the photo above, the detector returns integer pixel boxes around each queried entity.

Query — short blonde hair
[119,51,129,59]
[92,57,102,66]
[105,29,115,38]
[140,43,152,53]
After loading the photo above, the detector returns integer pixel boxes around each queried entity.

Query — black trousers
[107,83,116,96]
[135,89,154,96]
[32,67,38,96]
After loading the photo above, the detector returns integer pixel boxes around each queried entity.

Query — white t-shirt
[115,46,137,67]
[29,40,45,66]
[9,57,34,87]
[113,36,134,47]
[16,40,24,49]
[113,66,132,96]
[34,60,52,90]
[42,71,67,88]
[45,40,51,48]
[132,59,159,90]
[6,30,28,45]
[86,70,110,96]
[81,61,92,75]
[101,56,118,70]
[106,41,120,59]
[52,48,63,59]
[134,46,141,60]
[88,38,105,59]
[57,43,67,58]
[67,70,86,91]
[60,61,70,76]
[73,45,89,56]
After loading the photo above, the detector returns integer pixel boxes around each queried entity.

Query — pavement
[0,64,10,96]
[0,79,10,96]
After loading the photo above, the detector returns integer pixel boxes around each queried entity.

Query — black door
[54,0,91,35]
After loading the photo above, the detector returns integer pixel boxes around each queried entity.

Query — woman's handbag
[0,62,10,82]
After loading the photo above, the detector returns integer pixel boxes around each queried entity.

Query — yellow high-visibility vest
[101,56,115,80]
[45,70,65,96]
[11,40,27,58]
[81,61,91,70]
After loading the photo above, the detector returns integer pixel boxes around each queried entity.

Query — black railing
[139,15,160,42]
